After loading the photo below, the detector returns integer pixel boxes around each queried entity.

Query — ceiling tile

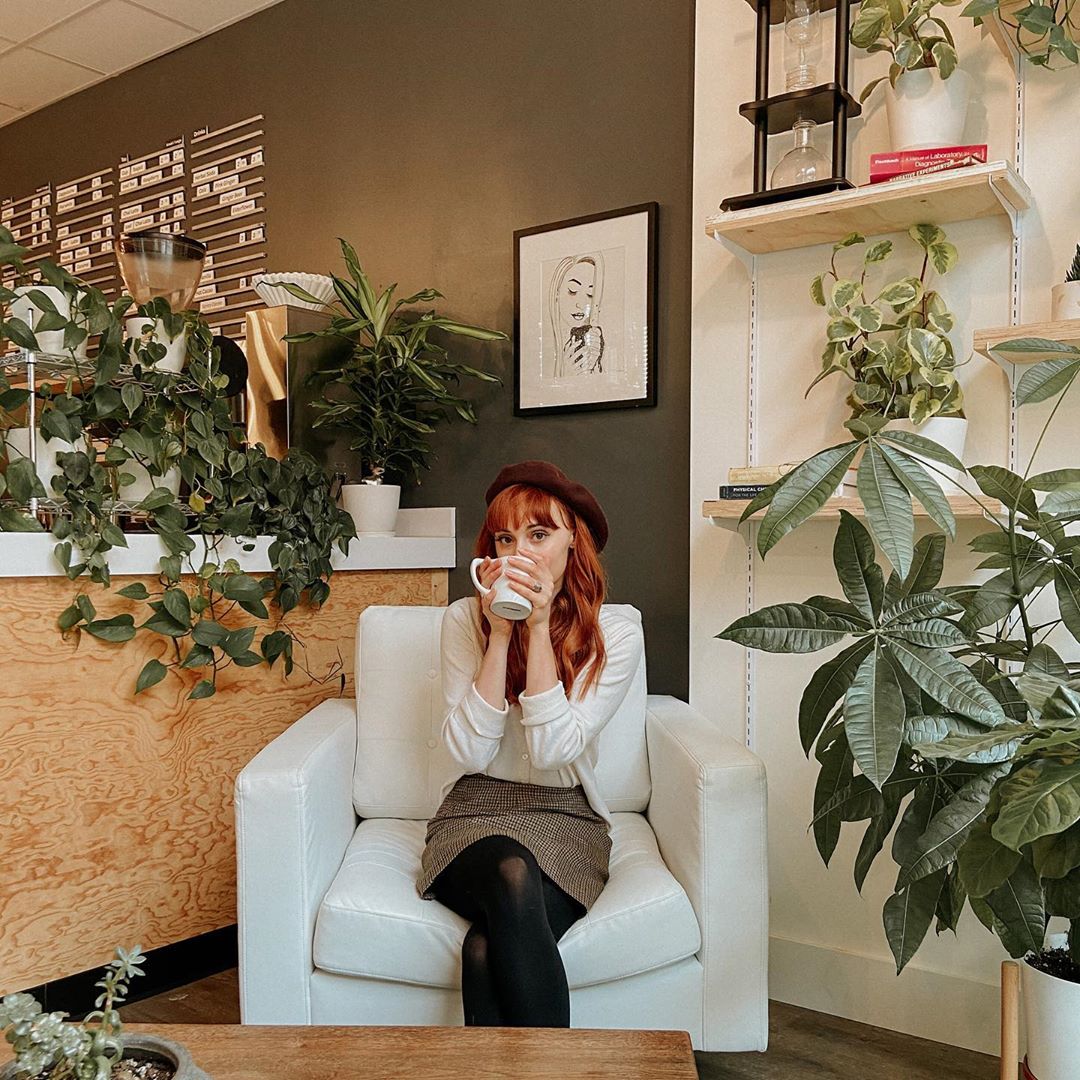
[127,0,281,33]
[0,102,24,126]
[0,0,102,43]
[31,0,195,75]
[0,47,99,111]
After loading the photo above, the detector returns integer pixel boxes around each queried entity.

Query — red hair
[473,483,607,705]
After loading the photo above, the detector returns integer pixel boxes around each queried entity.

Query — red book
[869,144,988,183]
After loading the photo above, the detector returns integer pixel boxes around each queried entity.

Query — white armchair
[235,604,768,1051]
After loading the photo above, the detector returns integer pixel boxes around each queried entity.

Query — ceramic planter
[1021,935,1080,1080]
[884,68,972,152]
[126,315,186,373]
[1050,281,1080,322]
[887,415,967,494]
[10,286,89,358]
[0,1033,210,1080]
[4,428,78,500]
[342,482,401,536]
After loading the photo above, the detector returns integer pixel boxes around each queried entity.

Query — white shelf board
[0,506,456,578]
[706,161,1031,256]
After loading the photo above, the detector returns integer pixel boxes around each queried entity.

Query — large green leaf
[993,760,1080,851]
[1032,823,1080,880]
[883,871,947,973]
[799,639,875,755]
[717,603,858,653]
[855,798,902,893]
[879,444,956,538]
[957,821,1023,898]
[757,442,860,558]
[844,645,906,790]
[986,860,1046,958]
[882,591,963,626]
[891,618,969,649]
[1054,564,1080,645]
[887,639,1006,724]
[1029,469,1080,491]
[904,714,987,746]
[1014,356,1080,406]
[968,465,1038,517]
[897,765,1010,886]
[884,534,947,606]
[911,726,1028,763]
[878,428,965,471]
[960,565,1048,634]
[814,725,854,866]
[1039,486,1080,517]
[858,440,914,578]
[833,511,884,621]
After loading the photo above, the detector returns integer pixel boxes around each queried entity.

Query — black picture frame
[513,201,658,417]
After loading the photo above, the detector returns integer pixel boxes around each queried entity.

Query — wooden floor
[119,969,1001,1079]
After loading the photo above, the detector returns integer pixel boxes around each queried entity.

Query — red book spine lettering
[869,144,988,183]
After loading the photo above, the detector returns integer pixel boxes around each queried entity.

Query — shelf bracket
[713,232,755,274]
[988,175,1023,237]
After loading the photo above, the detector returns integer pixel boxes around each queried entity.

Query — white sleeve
[518,616,642,771]
[440,601,509,771]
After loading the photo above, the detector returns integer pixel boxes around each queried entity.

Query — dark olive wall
[0,0,695,696]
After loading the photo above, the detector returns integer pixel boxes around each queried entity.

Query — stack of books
[869,144,987,184]
[716,465,843,501]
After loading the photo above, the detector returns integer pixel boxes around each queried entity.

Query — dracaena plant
[963,0,1079,66]
[0,228,356,700]
[282,238,506,487]
[851,0,967,103]
[719,336,1080,973]
[0,945,145,1080]
[809,226,965,427]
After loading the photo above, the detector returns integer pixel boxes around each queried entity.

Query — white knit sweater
[437,596,644,824]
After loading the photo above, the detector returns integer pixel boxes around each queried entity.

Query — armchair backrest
[352,604,651,819]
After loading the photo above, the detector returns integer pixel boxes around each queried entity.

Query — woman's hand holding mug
[503,553,555,629]
[471,556,533,633]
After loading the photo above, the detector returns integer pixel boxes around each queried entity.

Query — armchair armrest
[645,694,768,1052]
[235,697,357,1023]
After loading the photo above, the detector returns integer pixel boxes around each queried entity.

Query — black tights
[429,834,586,1027]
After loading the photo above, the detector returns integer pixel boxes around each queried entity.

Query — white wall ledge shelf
[0,507,456,577]
[704,494,998,528]
[706,161,1031,256]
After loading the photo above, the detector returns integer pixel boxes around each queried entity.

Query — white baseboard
[769,935,1003,1056]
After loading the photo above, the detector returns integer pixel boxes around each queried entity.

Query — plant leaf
[844,645,906,790]
[135,658,168,694]
[992,760,1080,851]
[957,821,1022,899]
[858,440,914,578]
[717,603,858,653]
[833,510,884,622]
[799,639,875,755]
[878,429,965,471]
[986,861,1045,958]
[879,443,956,538]
[887,639,1006,724]
[883,871,947,973]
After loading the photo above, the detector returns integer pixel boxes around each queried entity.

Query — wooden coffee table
[119,1023,698,1078]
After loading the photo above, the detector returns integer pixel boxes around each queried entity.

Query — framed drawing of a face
[513,202,657,416]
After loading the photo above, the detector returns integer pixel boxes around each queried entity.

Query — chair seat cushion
[313,812,701,990]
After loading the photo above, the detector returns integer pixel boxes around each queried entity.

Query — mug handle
[470,557,492,595]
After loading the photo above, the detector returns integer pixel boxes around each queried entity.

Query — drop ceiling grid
[0,0,283,127]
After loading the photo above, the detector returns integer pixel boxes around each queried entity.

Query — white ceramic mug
[469,556,533,620]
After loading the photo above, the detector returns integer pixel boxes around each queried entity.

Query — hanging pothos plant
[0,226,356,700]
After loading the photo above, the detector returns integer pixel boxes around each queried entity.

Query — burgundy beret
[484,460,609,552]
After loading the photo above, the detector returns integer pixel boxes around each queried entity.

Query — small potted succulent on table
[0,947,209,1079]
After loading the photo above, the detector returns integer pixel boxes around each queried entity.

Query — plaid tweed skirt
[417,772,612,911]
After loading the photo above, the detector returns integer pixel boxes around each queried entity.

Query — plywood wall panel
[0,568,446,992]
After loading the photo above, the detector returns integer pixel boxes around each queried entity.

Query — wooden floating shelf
[974,318,1080,366]
[704,494,996,526]
[706,161,1031,256]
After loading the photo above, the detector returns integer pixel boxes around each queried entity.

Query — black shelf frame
[722,0,858,213]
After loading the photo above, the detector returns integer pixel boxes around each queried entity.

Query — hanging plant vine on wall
[964,0,1079,66]
[0,226,356,700]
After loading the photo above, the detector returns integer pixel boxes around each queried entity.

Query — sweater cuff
[518,681,568,726]
[467,682,509,737]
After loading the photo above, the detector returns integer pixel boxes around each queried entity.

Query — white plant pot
[122,462,181,506]
[1050,281,1080,322]
[10,285,89,358]
[846,416,968,494]
[126,316,186,373]
[5,428,78,498]
[884,68,972,152]
[1021,934,1080,1080]
[342,482,401,537]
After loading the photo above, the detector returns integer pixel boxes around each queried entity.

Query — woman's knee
[462,924,489,972]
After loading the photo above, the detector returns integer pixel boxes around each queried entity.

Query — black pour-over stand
[721,0,861,212]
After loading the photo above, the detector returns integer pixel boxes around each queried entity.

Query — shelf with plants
[705,492,996,525]
[706,161,1030,256]
[974,318,1080,366]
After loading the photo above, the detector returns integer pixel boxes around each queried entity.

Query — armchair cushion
[312,812,699,990]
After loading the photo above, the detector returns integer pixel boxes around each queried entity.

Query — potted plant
[808,224,967,492]
[963,0,1079,67]
[720,335,1080,1078]
[0,946,209,1079]
[282,238,505,536]
[0,227,356,701]
[851,0,972,150]
[1051,244,1080,322]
